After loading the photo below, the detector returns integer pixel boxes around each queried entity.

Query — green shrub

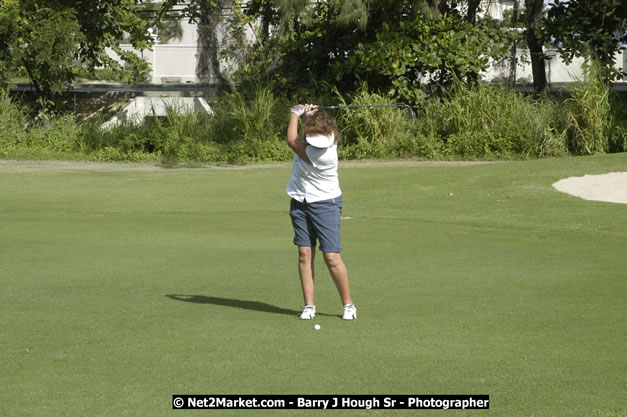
[209,87,291,162]
[563,65,615,155]
[81,105,213,163]
[77,88,293,164]
[332,86,423,159]
[27,115,82,153]
[89,146,158,163]
[610,98,627,152]
[418,82,569,159]
[1,91,85,157]
[0,90,27,146]
[2,81,623,164]
[345,14,513,105]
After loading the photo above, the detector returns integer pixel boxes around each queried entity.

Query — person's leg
[308,196,355,314]
[298,246,316,306]
[290,198,318,309]
[323,252,353,306]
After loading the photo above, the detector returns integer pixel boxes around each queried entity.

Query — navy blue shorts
[289,196,342,253]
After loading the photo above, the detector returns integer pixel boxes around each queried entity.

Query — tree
[140,1,184,43]
[11,7,84,98]
[0,0,24,88]
[0,0,152,105]
[465,0,482,24]
[156,0,519,101]
[525,0,548,94]
[344,14,512,101]
[195,0,230,86]
[159,0,232,87]
[508,0,521,88]
[218,0,512,103]
[542,0,627,82]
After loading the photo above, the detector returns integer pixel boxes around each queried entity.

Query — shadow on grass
[166,294,335,317]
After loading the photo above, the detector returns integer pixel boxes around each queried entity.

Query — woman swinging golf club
[286,103,356,320]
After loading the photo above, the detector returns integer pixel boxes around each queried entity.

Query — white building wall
[116,18,199,84]
[482,0,513,20]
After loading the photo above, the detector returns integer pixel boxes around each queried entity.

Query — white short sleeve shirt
[286,142,342,203]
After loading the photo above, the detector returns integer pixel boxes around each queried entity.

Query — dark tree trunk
[466,0,481,24]
[508,0,520,88]
[196,0,228,89]
[463,0,482,85]
[525,0,548,95]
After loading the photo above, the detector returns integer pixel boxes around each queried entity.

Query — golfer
[286,103,356,320]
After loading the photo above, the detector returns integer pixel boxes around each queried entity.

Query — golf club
[317,104,414,119]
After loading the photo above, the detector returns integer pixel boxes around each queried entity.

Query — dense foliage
[226,1,515,103]
[1,0,625,164]
[543,0,627,82]
[0,0,152,104]
[2,80,624,164]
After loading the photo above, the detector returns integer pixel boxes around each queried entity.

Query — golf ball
[314,324,321,330]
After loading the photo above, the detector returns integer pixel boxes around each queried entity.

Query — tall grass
[418,82,569,159]
[564,62,616,155]
[1,82,625,163]
[210,87,291,162]
[0,90,84,159]
[80,88,291,163]
[331,83,578,160]
[82,107,225,163]
[0,90,26,146]
[333,86,422,159]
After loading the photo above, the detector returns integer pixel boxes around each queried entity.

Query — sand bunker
[553,172,627,205]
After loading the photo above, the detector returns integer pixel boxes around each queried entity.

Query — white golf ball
[314,324,321,330]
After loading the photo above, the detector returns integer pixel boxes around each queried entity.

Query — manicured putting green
[1,154,625,417]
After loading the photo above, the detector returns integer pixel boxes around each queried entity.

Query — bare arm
[287,104,317,164]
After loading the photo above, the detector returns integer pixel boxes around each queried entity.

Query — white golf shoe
[299,305,316,320]
[342,304,357,320]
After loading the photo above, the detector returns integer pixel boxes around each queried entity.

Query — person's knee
[298,247,314,263]
[323,252,343,268]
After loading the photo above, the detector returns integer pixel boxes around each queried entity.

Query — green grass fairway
[1,154,626,417]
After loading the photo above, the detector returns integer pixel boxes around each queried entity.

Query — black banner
[172,395,489,410]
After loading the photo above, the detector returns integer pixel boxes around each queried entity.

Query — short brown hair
[302,111,341,144]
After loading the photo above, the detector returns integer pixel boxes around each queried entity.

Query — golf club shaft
[317,104,414,119]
